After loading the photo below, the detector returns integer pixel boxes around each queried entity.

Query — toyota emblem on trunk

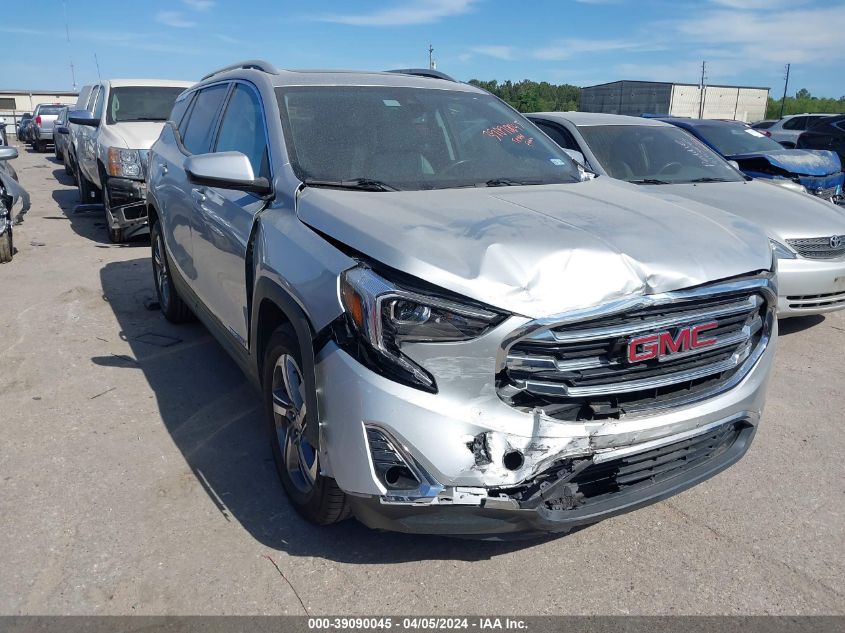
[831,235,843,249]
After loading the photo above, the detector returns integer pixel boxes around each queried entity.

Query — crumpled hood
[107,121,167,150]
[297,178,772,318]
[728,148,842,176]
[643,180,845,242]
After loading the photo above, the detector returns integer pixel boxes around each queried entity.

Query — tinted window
[578,125,743,184]
[106,87,186,124]
[86,86,101,112]
[687,123,784,155]
[276,86,579,190]
[92,87,105,119]
[181,84,229,155]
[215,84,269,179]
[169,92,194,129]
[782,116,807,130]
[534,121,577,149]
[751,121,774,130]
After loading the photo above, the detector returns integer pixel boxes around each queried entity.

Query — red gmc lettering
[691,322,718,348]
[628,334,659,362]
[628,321,719,363]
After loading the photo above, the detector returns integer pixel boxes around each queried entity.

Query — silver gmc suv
[146,61,778,537]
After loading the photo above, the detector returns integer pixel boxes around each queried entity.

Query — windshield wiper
[628,178,670,185]
[484,178,543,187]
[688,177,730,183]
[303,178,399,192]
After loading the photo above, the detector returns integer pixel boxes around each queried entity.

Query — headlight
[770,239,796,260]
[107,147,143,179]
[338,267,506,391]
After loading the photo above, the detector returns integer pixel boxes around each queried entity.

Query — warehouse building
[0,89,79,139]
[579,80,770,123]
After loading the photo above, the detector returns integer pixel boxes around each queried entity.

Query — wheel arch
[251,275,322,449]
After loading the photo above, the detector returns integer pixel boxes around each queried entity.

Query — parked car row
[28,62,844,538]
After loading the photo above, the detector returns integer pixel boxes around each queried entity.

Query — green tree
[468,78,581,113]
[765,88,845,119]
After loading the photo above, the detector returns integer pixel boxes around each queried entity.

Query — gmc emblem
[627,322,719,363]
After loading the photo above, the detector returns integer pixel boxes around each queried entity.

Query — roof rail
[386,68,457,82]
[201,59,280,81]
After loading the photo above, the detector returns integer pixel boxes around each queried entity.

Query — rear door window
[180,83,229,155]
[782,116,807,130]
[535,121,578,150]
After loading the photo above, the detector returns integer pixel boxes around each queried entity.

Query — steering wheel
[657,161,683,176]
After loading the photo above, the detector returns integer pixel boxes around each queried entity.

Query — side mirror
[564,148,586,166]
[68,110,99,127]
[185,152,273,196]
[727,160,741,171]
[56,126,70,135]
[0,147,19,161]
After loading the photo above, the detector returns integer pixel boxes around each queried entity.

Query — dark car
[797,115,845,167]
[662,117,844,202]
[16,113,33,143]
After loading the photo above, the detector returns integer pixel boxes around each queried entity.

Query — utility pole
[779,63,791,118]
[428,44,435,70]
[698,61,707,119]
[62,0,76,90]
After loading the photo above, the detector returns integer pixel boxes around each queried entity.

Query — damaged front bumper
[106,177,149,237]
[315,310,775,537]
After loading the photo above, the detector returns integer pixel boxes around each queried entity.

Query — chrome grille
[786,235,845,259]
[498,280,773,421]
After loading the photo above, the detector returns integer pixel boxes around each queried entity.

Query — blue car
[660,117,844,203]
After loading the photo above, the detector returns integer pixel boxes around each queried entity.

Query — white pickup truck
[68,78,192,242]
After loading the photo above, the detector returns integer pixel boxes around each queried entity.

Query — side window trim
[212,80,273,180]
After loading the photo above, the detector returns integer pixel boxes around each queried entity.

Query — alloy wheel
[271,354,317,494]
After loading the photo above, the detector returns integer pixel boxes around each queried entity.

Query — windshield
[579,125,744,184]
[106,86,186,124]
[688,123,785,155]
[276,86,580,191]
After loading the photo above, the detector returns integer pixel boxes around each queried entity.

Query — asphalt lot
[1,145,844,615]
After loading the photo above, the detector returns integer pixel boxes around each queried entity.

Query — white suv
[767,113,837,148]
[68,79,192,242]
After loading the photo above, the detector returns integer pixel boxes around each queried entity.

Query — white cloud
[182,0,215,10]
[469,45,517,61]
[314,0,480,26]
[156,11,196,28]
[533,38,659,60]
[671,5,845,65]
[708,0,807,8]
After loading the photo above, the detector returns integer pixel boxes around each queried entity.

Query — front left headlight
[770,238,797,260]
[107,147,143,179]
[338,266,506,392]
[772,179,808,195]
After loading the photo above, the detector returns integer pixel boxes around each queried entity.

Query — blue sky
[2,0,844,98]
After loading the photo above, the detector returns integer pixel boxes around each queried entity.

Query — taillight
[762,130,772,137]
[35,115,42,127]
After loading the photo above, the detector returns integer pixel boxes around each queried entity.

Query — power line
[62,0,76,90]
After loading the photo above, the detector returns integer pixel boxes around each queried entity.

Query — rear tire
[150,220,193,323]
[263,325,350,525]
[34,139,44,153]
[0,231,12,263]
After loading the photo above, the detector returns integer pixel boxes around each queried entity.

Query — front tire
[102,180,125,243]
[76,166,101,205]
[263,325,350,525]
[150,220,193,323]
[0,231,12,263]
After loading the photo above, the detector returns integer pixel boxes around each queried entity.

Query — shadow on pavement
[95,257,566,562]
[50,170,149,248]
[778,315,825,336]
